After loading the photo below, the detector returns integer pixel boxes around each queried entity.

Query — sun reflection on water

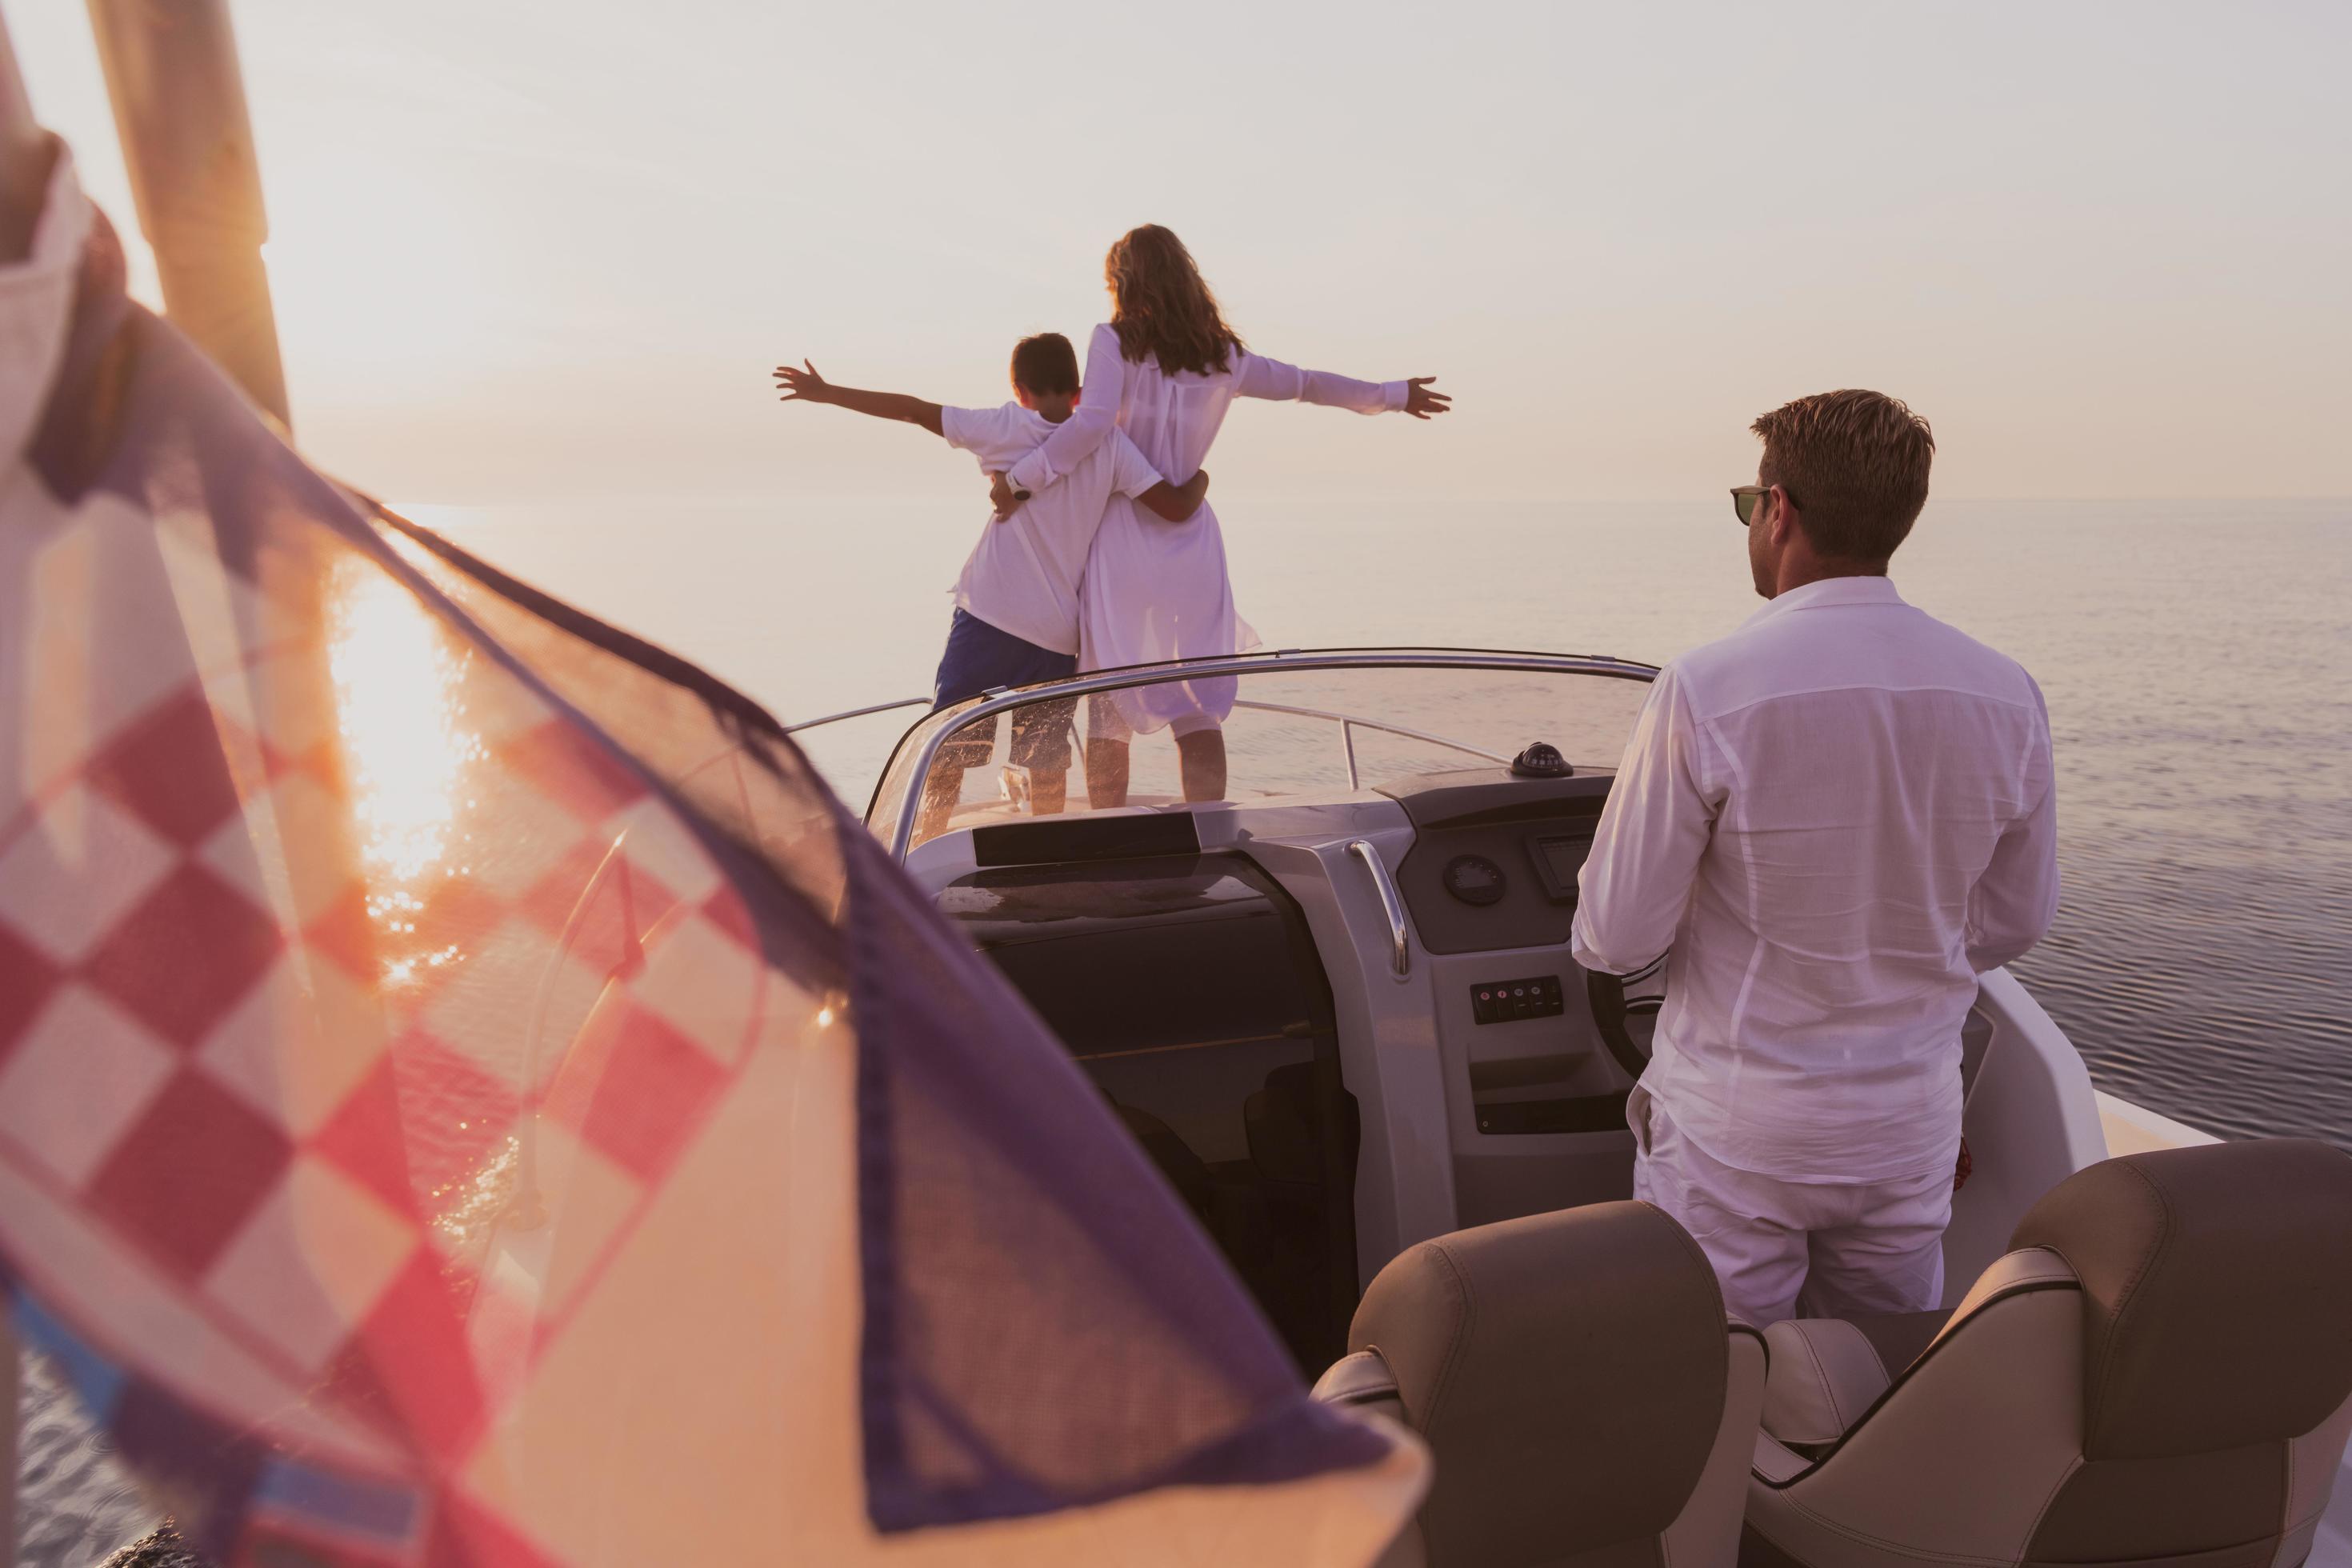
[328,562,485,989]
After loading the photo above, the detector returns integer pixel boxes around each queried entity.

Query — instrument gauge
[1443,854,1507,906]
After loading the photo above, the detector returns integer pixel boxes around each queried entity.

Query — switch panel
[1471,974,1564,1025]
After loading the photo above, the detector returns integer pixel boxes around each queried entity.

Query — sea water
[399,495,2352,1150]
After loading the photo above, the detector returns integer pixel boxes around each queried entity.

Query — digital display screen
[1529,833,1592,902]
[1539,838,1586,884]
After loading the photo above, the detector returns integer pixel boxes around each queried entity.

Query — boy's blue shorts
[931,608,1078,773]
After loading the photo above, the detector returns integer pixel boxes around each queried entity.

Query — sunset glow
[327,558,482,984]
[10,3,2346,506]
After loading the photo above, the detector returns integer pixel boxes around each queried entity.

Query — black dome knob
[1510,741,1572,778]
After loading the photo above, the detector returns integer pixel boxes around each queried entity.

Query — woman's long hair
[1106,225,1243,376]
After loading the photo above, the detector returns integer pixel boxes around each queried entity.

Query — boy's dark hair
[1010,332,1081,397]
[1751,389,1937,564]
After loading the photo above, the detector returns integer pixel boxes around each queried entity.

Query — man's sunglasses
[1730,483,1798,527]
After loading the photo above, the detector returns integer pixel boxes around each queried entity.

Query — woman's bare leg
[1086,738,1131,809]
[1177,730,1227,802]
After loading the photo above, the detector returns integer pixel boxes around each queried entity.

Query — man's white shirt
[1571,575,2059,1184]
[938,402,1163,656]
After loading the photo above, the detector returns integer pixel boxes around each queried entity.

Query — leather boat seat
[1745,1138,2352,1567]
[1754,1307,1950,1453]
[1314,1202,1766,1567]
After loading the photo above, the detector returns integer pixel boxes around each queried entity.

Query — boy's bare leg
[1086,738,1131,810]
[1177,730,1227,803]
[915,763,966,842]
[1014,698,1076,816]
[1030,766,1069,814]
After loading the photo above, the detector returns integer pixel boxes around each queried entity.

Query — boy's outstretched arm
[774,359,943,437]
[1134,468,1210,523]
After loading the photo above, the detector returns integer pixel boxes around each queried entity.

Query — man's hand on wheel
[1404,376,1452,419]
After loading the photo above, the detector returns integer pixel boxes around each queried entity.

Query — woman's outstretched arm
[996,323,1126,514]
[1236,354,1451,418]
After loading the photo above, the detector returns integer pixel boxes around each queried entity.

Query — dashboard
[907,752,2046,1314]
[1380,767,1614,954]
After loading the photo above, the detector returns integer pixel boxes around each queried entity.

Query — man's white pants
[1628,1087,1953,1327]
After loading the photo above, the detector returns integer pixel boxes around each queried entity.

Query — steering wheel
[1586,962,1666,1083]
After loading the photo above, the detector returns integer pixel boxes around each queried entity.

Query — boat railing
[1228,698,1512,788]
[783,696,930,734]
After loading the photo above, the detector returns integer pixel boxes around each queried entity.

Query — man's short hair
[1751,390,1936,563]
[1010,332,1081,397]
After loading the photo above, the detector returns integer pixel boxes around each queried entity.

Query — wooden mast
[0,11,56,264]
[86,0,290,427]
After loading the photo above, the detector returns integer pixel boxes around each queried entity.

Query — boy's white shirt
[939,403,1162,656]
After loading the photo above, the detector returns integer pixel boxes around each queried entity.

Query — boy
[774,334,1206,834]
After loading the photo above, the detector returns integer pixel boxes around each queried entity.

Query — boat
[816,643,2214,1311]
[6,9,2350,1565]
[791,649,2352,1562]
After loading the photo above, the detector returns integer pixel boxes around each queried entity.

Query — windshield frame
[865,646,1660,862]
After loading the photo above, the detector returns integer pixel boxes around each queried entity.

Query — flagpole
[86,0,289,427]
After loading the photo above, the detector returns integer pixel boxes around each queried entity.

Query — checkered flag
[0,190,1420,1566]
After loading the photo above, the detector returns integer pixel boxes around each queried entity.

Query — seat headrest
[2009,1138,2352,1460]
[1350,1202,1728,1565]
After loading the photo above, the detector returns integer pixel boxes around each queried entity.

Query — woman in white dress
[990,225,1449,806]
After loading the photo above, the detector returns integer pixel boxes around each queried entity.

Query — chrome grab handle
[1347,838,1411,979]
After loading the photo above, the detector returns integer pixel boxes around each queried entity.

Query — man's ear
[1770,486,1798,546]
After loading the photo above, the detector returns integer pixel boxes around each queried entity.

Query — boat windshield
[868,653,1654,856]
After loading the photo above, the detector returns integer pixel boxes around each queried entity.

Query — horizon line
[384,491,2352,511]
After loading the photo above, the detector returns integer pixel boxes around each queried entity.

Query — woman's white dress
[1002,322,1406,735]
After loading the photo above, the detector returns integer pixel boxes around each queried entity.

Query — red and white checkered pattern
[0,504,779,1530]
[4,178,1438,1568]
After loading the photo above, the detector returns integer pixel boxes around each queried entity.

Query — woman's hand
[774,359,834,404]
[1404,377,1452,420]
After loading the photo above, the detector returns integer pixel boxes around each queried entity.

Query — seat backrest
[2010,1138,2352,1566]
[1348,1201,1750,1567]
[1750,1139,2352,1568]
[2010,1138,2352,1462]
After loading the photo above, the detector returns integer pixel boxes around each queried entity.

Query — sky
[10,0,2350,504]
